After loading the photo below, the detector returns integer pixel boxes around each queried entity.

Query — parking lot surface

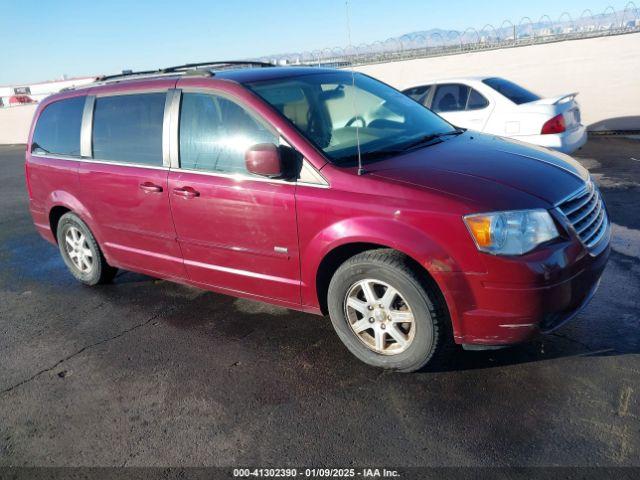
[0,137,638,467]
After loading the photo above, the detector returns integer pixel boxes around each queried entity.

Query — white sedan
[402,77,587,154]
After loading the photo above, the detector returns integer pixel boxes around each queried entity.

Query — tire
[327,249,447,372]
[56,212,117,286]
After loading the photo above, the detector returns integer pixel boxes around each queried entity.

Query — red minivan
[26,62,610,371]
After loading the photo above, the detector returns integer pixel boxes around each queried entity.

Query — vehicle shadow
[424,336,626,374]
[587,116,640,132]
[112,269,157,284]
[159,283,638,376]
[9,233,621,383]
[92,238,640,376]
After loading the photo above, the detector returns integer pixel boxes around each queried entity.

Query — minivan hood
[367,132,588,207]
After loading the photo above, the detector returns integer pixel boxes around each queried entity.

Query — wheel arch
[316,241,454,320]
[316,242,387,314]
[49,205,71,242]
[45,191,101,245]
[307,217,461,317]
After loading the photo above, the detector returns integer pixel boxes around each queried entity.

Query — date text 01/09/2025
[232,467,401,477]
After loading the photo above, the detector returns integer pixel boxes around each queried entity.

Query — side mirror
[245,143,283,178]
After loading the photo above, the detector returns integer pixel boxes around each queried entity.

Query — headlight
[463,209,559,255]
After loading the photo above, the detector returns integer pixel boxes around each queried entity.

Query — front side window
[92,93,165,165]
[432,84,470,113]
[246,72,454,166]
[179,92,277,174]
[482,77,541,105]
[32,96,85,156]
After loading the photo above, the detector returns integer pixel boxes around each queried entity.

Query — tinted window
[32,97,85,156]
[247,72,454,166]
[179,93,276,174]
[482,77,541,105]
[403,85,431,103]
[467,88,489,110]
[432,84,470,112]
[92,93,165,165]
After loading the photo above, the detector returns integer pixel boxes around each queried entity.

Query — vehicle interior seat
[438,93,458,112]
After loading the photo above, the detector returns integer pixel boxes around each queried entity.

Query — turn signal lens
[463,209,559,255]
[464,215,493,247]
[541,114,566,135]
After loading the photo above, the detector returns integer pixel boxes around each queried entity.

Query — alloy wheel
[344,278,416,355]
[64,226,94,274]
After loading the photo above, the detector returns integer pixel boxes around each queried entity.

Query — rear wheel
[327,249,446,372]
[56,212,117,285]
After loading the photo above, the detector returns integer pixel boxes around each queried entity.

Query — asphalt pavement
[0,137,638,467]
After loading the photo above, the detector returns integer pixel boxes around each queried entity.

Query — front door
[430,83,493,131]
[79,91,184,279]
[168,91,300,304]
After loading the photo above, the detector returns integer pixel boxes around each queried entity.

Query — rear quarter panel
[485,95,581,138]
[26,92,91,245]
[26,155,80,243]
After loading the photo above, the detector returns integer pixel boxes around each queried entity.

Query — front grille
[557,181,608,249]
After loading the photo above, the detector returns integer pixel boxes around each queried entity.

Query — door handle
[172,186,200,198]
[139,182,163,193]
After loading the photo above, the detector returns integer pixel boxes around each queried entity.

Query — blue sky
[0,0,620,85]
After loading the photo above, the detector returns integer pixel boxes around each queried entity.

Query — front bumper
[538,278,600,333]
[439,239,610,346]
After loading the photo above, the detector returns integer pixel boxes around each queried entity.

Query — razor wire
[255,3,640,67]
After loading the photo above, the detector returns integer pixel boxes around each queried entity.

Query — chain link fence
[256,3,640,67]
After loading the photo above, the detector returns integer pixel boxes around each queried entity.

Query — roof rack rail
[163,60,275,73]
[96,69,168,82]
[95,60,274,83]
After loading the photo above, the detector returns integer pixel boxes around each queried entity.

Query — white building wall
[0,77,95,144]
[0,77,95,104]
[1,33,639,144]
[0,104,38,144]
[351,32,640,131]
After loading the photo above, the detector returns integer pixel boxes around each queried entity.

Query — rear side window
[482,77,540,105]
[467,89,489,110]
[403,85,431,103]
[179,92,276,174]
[92,93,165,165]
[432,84,470,112]
[32,97,85,156]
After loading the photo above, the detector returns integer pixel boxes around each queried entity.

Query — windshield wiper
[404,128,465,151]
[360,148,407,160]
[334,128,466,166]
[337,147,406,165]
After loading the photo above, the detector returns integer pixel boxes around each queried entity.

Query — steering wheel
[345,115,367,128]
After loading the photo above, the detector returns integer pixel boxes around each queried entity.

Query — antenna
[345,0,365,175]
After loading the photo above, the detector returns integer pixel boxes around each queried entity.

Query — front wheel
[56,212,117,286]
[327,249,447,372]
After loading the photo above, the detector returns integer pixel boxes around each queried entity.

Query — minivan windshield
[246,72,457,165]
